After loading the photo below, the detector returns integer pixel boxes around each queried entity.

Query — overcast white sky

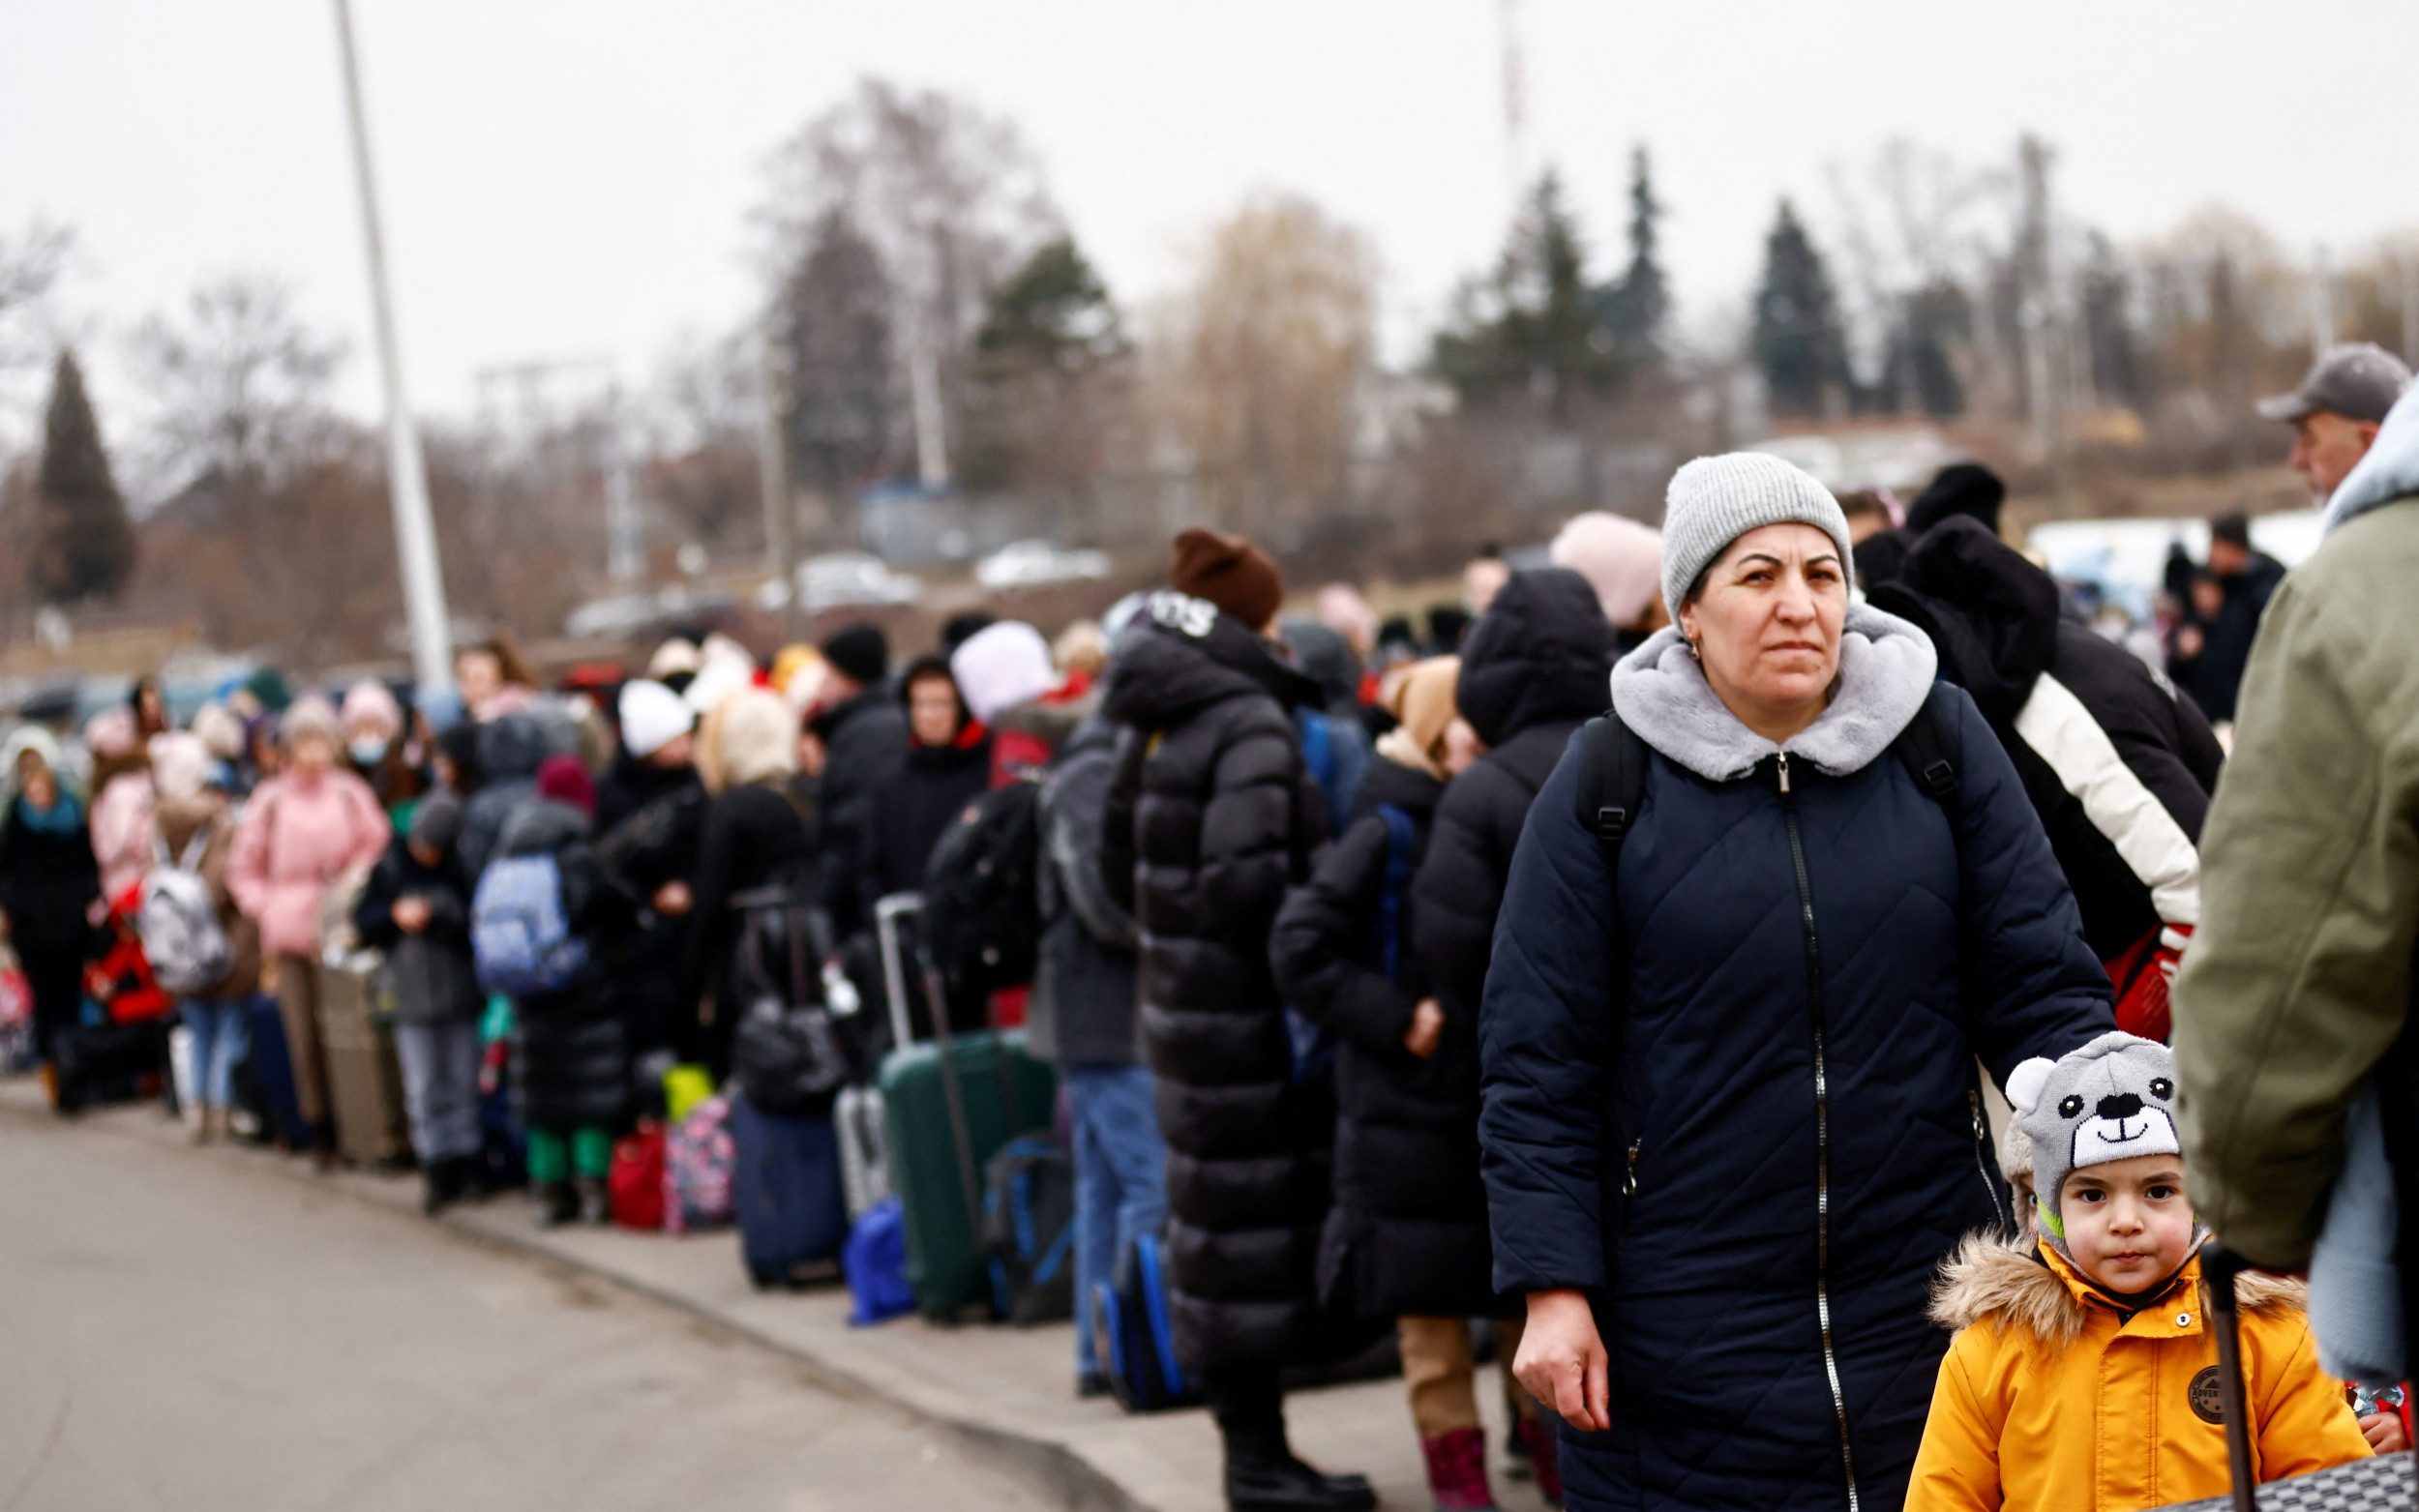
[6,0,2417,446]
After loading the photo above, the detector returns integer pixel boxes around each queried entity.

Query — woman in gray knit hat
[1476,453,2115,1511]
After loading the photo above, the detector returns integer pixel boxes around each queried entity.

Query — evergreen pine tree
[1603,145,1670,365]
[975,235,1122,371]
[33,348,135,605]
[1430,170,1619,411]
[1751,200,1852,420]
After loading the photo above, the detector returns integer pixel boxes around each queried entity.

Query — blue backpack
[470,854,588,996]
[1091,1228,1196,1411]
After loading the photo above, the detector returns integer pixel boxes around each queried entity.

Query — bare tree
[125,273,346,493]
[0,220,77,449]
[1154,193,1377,539]
[761,78,1060,479]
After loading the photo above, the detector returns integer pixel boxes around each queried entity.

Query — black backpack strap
[1575,711,1650,874]
[1892,682,1963,806]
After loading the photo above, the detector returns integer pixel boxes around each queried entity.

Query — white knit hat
[1659,453,1855,614]
[950,621,1058,725]
[617,679,694,759]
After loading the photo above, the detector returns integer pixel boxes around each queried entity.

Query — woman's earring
[1686,637,1701,662]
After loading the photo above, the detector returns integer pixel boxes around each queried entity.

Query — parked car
[973,539,1111,589]
[756,553,924,614]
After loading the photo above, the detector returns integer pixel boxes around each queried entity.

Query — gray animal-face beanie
[2006,1031,2181,1256]
[1659,452,1856,614]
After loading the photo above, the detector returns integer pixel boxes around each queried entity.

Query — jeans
[1065,1062,1168,1380]
[181,997,254,1109]
[393,1018,484,1163]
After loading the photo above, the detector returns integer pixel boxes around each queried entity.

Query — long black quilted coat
[1480,677,2112,1510]
[1098,597,1329,1375]
[1270,755,1483,1318]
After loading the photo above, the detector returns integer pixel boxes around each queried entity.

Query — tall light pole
[333,0,453,690]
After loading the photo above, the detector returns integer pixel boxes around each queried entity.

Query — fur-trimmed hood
[1930,1230,2304,1343]
[1610,602,1938,782]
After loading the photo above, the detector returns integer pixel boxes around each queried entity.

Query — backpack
[1091,1227,1198,1412]
[138,829,233,995]
[844,1197,916,1327]
[469,853,588,996]
[980,1134,1076,1325]
[1577,680,1964,869]
[663,1094,736,1233]
[920,778,1043,999]
[1285,802,1417,1084]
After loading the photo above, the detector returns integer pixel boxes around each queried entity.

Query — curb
[0,1085,1155,1512]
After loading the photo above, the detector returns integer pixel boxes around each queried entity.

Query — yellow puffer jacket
[1906,1235,2370,1510]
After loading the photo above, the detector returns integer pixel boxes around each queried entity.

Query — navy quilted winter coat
[1479,608,2112,1512]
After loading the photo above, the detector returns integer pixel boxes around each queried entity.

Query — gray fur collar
[1609,604,1939,782]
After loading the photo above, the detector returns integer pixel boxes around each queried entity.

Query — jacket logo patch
[1147,592,1219,639]
[2189,1366,2225,1425]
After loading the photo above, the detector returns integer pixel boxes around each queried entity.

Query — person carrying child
[1907,1032,2373,1509]
[355,791,485,1213]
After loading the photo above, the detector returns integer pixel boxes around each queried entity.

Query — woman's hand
[1403,998,1445,1058]
[653,880,694,917]
[1516,1289,1610,1432]
[392,896,432,934]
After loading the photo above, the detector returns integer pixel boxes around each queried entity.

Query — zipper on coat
[1623,1138,1641,1197]
[1970,1086,2011,1232]
[1777,752,1861,1512]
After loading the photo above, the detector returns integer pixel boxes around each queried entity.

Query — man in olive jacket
[2175,388,2419,1318]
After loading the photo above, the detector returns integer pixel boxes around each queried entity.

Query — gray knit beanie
[1659,452,1856,613]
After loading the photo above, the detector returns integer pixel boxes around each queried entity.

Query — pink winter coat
[227,768,390,958]
[90,772,158,904]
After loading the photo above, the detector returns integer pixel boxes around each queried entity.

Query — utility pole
[333,0,452,690]
[603,383,641,584]
[758,326,800,640]
[2310,244,2339,353]
[1497,0,1529,217]
[908,312,950,489]
[2017,135,2069,522]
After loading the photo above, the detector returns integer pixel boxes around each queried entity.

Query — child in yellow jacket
[1908,1032,2372,1511]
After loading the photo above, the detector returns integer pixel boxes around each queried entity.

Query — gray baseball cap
[2256,341,2412,425]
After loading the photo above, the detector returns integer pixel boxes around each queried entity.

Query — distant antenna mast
[1497,0,1528,209]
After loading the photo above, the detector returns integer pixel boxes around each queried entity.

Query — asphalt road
[0,1108,1055,1512]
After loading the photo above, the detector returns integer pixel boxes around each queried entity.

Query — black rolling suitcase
[2163,1247,2414,1509]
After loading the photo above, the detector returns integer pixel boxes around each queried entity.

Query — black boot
[422,1158,465,1216]
[1224,1431,1376,1512]
[534,1180,580,1228]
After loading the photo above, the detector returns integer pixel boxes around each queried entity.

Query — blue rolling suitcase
[730,1094,849,1289]
[232,994,307,1146]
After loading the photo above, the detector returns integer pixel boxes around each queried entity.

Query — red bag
[610,1122,668,1231]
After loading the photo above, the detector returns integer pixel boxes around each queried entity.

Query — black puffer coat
[1872,517,2225,962]
[1271,754,1489,1318]
[1098,595,1329,1374]
[460,713,549,878]
[858,735,993,917]
[813,689,908,939]
[680,781,817,1078]
[0,798,99,954]
[496,798,630,1132]
[594,766,708,1054]
[1414,568,1618,1038]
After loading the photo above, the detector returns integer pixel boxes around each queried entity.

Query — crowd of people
[5,338,2419,1512]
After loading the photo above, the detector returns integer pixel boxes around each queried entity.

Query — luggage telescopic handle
[2201,1244,2257,1512]
[874,893,923,1052]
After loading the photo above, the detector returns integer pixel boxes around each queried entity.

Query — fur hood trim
[1930,1231,2305,1342]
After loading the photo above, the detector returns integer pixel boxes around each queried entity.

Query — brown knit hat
[1171,526,1285,631]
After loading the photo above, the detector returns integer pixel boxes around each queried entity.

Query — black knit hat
[821,623,889,686]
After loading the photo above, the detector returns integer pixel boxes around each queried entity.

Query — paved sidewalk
[0,1079,1552,1512]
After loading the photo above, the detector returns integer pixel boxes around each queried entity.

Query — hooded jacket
[1872,518,2225,970]
[1097,594,1330,1374]
[352,831,480,1024]
[2182,550,2287,725]
[2176,398,2419,1285]
[1413,568,1617,1035]
[1479,603,2113,1512]
[812,687,909,939]
[1272,754,1491,1318]
[227,765,390,958]
[458,713,550,880]
[1907,1237,2369,1510]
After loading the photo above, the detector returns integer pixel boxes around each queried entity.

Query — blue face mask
[349,737,390,767]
